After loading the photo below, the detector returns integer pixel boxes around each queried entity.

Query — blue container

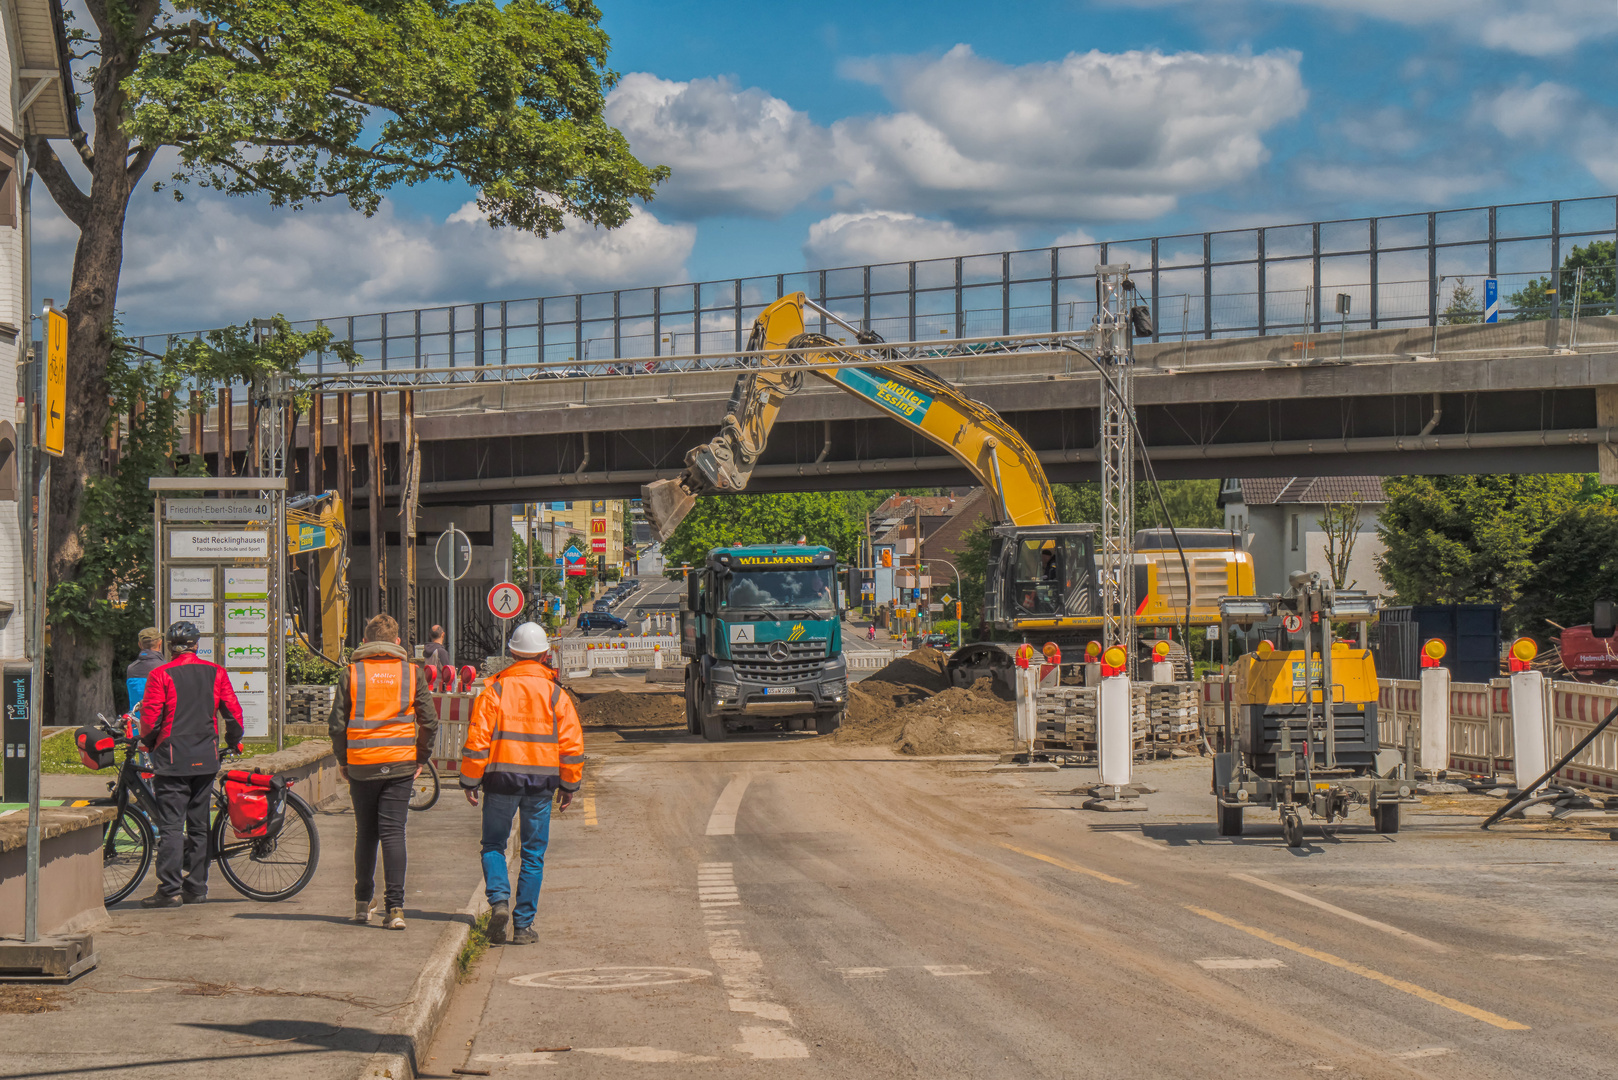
[1376,604,1501,682]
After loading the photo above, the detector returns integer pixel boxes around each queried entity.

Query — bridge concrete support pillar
[1597,387,1618,486]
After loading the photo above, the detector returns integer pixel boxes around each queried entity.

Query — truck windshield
[722,568,835,613]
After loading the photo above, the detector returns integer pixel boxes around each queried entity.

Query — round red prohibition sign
[488,582,524,619]
[1281,612,1303,634]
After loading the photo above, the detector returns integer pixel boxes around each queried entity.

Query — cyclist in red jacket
[137,621,245,908]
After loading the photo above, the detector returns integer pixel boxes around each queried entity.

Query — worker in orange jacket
[460,622,583,946]
[329,613,437,930]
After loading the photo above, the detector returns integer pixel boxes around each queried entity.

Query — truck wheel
[1374,802,1400,834]
[700,705,728,742]
[815,711,843,736]
[1216,800,1243,837]
[684,677,700,735]
[1282,810,1305,848]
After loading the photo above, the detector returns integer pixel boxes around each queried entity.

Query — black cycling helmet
[167,621,201,651]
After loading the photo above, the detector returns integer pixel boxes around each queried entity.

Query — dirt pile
[864,646,951,692]
[836,645,1013,755]
[576,690,683,728]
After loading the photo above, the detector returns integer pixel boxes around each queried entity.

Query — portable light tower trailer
[1212,571,1415,847]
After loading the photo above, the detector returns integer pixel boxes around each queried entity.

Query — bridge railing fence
[136,196,1618,376]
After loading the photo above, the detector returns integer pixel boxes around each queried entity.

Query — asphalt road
[423,732,1618,1079]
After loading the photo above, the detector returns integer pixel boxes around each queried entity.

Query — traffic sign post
[1484,277,1499,323]
[435,525,472,666]
[489,581,523,658]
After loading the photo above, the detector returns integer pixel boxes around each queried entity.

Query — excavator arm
[287,491,351,662]
[643,293,1057,538]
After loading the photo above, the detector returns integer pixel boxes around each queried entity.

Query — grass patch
[41,730,308,774]
[455,910,492,983]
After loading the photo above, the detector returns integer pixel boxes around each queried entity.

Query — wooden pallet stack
[1141,683,1201,745]
[287,684,336,728]
[1033,686,1148,754]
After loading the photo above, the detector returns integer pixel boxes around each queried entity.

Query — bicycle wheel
[409,761,440,811]
[213,790,321,902]
[103,806,154,905]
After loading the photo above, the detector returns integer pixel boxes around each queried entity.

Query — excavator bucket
[642,479,698,541]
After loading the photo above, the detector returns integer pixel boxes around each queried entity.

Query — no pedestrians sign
[488,581,523,620]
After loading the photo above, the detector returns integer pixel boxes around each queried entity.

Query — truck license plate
[763,687,794,695]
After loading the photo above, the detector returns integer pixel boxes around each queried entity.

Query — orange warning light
[1101,645,1127,676]
[1085,641,1102,659]
[1015,643,1037,670]
[1420,638,1447,668]
[1508,636,1538,672]
[1152,640,1171,661]
[1255,640,1274,660]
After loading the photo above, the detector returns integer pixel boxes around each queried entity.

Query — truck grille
[731,638,828,684]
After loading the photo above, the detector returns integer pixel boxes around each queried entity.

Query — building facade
[1219,477,1390,598]
[512,499,632,573]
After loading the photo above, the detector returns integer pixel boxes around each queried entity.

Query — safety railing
[137,195,1618,376]
[1550,681,1618,792]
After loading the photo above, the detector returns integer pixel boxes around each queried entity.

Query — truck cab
[680,545,848,740]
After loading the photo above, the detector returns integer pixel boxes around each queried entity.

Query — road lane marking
[1196,957,1285,970]
[837,967,888,979]
[579,793,599,827]
[475,1047,719,1066]
[1229,872,1448,952]
[1185,906,1530,1031]
[924,965,990,977]
[1097,830,1166,852]
[698,864,810,1059]
[1000,843,1134,886]
[1392,1048,1453,1060]
[706,776,753,836]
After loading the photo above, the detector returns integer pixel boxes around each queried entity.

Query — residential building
[512,500,631,572]
[1218,477,1389,598]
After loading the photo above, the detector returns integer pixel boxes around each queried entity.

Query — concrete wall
[1226,501,1389,597]
[0,807,115,939]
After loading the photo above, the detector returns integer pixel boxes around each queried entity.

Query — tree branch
[25,137,91,228]
[126,144,156,184]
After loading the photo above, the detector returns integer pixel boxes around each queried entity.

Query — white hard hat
[509,622,550,657]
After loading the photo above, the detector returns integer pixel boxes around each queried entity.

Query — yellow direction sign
[42,307,67,457]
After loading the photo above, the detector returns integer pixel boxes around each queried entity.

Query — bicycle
[89,714,321,905]
[409,759,441,811]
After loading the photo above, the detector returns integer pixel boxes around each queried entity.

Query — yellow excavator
[643,293,1255,684]
[286,490,351,662]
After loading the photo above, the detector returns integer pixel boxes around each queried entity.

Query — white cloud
[603,73,835,217]
[833,46,1305,222]
[607,46,1304,227]
[1297,162,1497,205]
[1120,0,1614,57]
[803,211,1021,266]
[30,193,695,335]
[1478,81,1618,188]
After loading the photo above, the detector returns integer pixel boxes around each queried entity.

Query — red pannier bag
[224,769,288,839]
[75,725,116,770]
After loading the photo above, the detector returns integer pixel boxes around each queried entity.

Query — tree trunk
[40,11,144,726]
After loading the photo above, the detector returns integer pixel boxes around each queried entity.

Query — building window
[1290,514,1299,551]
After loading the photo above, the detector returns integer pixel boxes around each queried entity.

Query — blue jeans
[480,790,553,928]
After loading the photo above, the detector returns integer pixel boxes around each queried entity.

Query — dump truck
[680,544,849,741]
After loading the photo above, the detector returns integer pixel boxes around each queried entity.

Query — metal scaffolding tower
[1093,265,1136,676]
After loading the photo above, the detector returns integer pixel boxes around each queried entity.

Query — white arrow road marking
[706,776,753,836]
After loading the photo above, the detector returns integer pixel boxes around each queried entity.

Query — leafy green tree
[35,0,665,722]
[1375,474,1582,631]
[661,493,863,574]
[1051,479,1222,529]
[1507,240,1616,320]
[1441,279,1479,325]
[52,318,349,704]
[1517,496,1618,636]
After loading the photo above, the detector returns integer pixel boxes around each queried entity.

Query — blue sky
[33,0,1618,335]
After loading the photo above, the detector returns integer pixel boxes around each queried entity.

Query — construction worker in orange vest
[329,613,438,930]
[460,622,583,946]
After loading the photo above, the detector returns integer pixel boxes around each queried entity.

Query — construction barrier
[430,692,478,769]
[1375,679,1421,763]
[1550,681,1618,791]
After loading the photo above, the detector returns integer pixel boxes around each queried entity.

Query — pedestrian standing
[329,613,437,930]
[460,622,583,946]
[422,625,451,669]
[137,621,244,907]
[126,626,165,722]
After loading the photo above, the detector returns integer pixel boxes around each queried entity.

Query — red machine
[1557,624,1618,680]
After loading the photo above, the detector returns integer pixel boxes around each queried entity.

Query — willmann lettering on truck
[735,555,817,566]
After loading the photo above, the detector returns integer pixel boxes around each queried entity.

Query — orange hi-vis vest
[346,658,418,768]
[459,660,584,790]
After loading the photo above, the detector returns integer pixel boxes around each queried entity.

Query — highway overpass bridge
[187,314,1618,507]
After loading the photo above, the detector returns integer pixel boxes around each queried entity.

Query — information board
[224,568,270,599]
[231,671,271,738]
[169,601,214,634]
[170,567,215,599]
[170,530,269,559]
[164,499,273,522]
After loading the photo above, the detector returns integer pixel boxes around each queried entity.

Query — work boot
[512,926,538,946]
[353,899,375,924]
[181,892,207,905]
[140,892,182,909]
[385,908,406,930]
[487,901,510,945]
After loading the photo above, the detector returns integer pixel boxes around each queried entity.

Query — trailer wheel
[1216,801,1243,837]
[1374,802,1400,834]
[1282,810,1305,848]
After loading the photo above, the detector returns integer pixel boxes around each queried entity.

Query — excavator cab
[987,525,1098,623]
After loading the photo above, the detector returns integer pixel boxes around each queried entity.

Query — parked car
[924,632,951,649]
[578,611,628,631]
